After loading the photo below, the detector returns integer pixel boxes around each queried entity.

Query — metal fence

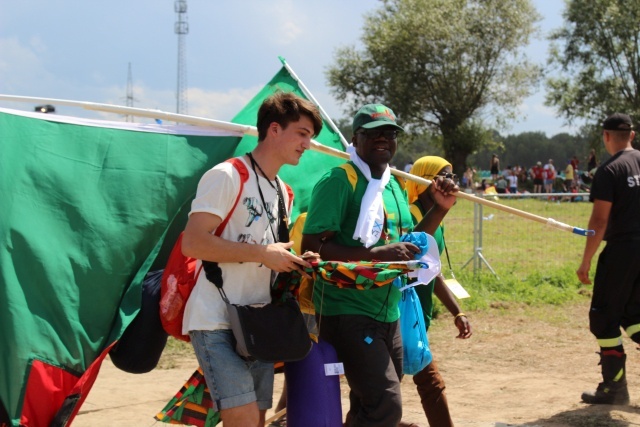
[441,192,594,279]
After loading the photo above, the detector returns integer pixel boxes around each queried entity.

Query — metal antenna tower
[125,62,134,122]
[174,0,188,117]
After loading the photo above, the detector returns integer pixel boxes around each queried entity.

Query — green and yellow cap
[352,104,404,132]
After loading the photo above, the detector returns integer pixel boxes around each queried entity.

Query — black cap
[602,113,634,131]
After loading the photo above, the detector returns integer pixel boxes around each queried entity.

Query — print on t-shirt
[243,196,264,226]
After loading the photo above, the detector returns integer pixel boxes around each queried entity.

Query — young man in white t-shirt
[181,92,323,426]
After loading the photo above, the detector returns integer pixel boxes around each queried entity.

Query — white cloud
[512,97,580,136]
[0,37,52,92]
[28,35,47,54]
[260,0,305,46]
[186,86,263,121]
[277,21,303,46]
[83,83,264,125]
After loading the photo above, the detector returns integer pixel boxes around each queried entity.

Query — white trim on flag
[0,107,244,137]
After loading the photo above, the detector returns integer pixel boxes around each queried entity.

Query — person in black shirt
[577,113,640,405]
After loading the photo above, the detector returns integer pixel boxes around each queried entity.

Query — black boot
[581,350,630,405]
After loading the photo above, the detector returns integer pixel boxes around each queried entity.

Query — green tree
[546,0,640,130]
[394,130,443,169]
[326,0,541,175]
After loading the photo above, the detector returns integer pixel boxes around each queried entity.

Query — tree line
[326,0,640,176]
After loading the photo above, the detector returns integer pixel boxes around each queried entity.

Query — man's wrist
[432,204,450,214]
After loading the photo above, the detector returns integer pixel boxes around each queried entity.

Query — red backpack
[159,158,249,342]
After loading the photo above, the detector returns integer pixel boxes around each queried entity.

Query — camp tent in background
[0,62,347,426]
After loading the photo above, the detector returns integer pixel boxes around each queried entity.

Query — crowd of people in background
[402,151,600,200]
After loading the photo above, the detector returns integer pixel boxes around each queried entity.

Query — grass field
[440,194,597,312]
[444,195,594,275]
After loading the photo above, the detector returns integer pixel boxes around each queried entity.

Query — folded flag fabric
[310,260,426,290]
[272,259,429,299]
[154,368,220,427]
[156,363,285,427]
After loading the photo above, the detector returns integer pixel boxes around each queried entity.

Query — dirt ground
[75,300,640,427]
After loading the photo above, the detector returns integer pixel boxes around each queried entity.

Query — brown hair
[256,92,323,141]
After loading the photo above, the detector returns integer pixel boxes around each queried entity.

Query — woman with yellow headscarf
[407,156,472,427]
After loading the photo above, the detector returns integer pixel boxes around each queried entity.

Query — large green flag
[0,63,348,427]
[231,65,347,221]
[0,109,243,426]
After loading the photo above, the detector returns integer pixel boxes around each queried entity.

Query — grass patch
[443,196,597,277]
[157,336,195,369]
[433,265,592,318]
[430,194,599,318]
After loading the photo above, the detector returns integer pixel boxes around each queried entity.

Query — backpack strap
[215,157,250,237]
[283,181,294,213]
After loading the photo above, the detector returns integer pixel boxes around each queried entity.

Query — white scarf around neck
[347,144,391,248]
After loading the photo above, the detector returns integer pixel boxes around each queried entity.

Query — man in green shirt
[302,104,457,427]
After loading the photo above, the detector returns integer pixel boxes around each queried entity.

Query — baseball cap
[602,113,634,131]
[352,104,404,132]
[536,161,542,166]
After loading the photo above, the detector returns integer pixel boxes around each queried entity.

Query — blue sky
[0,0,577,136]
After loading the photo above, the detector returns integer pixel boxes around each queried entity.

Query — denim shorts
[189,329,274,411]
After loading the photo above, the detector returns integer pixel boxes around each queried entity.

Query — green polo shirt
[304,162,413,322]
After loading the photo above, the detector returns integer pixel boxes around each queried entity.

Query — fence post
[462,199,499,279]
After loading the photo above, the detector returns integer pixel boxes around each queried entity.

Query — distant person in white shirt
[506,167,518,193]
[404,162,414,173]
[544,159,556,193]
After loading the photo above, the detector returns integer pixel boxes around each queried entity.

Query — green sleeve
[303,168,352,236]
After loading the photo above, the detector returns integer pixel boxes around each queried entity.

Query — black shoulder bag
[204,157,312,362]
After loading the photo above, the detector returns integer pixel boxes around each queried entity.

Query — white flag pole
[0,94,593,236]
[278,56,350,150]
[0,94,257,136]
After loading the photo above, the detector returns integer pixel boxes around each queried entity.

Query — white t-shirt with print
[182,157,290,333]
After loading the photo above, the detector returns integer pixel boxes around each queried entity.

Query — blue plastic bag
[398,281,432,375]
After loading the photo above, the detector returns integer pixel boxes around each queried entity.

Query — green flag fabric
[0,63,349,427]
[230,65,347,221]
[0,109,243,426]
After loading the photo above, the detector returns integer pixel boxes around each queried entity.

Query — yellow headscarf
[406,156,452,204]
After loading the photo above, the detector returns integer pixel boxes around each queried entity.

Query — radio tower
[125,62,134,122]
[174,0,188,117]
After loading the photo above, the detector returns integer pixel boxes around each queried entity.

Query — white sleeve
[189,162,240,221]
